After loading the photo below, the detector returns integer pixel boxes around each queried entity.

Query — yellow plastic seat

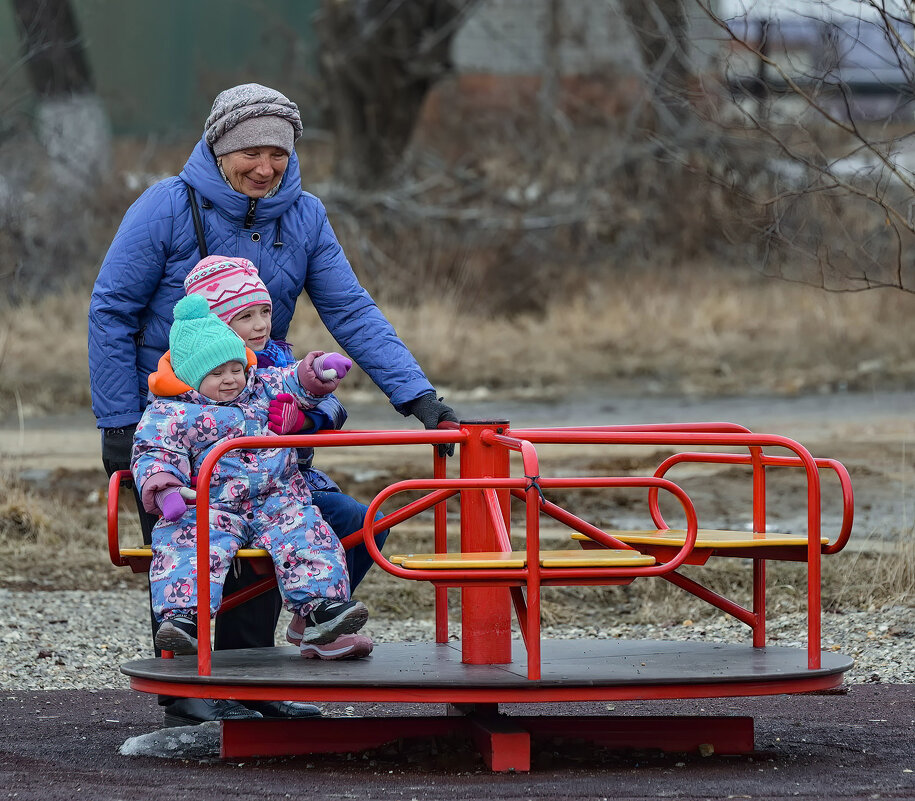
[389,548,655,569]
[119,546,270,559]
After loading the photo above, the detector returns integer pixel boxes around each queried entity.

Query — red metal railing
[108,420,847,681]
[192,428,466,676]
[644,451,854,553]
[507,426,828,668]
[107,469,132,568]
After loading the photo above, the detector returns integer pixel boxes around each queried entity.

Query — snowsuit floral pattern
[132,360,349,622]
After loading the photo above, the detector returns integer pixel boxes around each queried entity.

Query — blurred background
[1,0,915,413]
[0,0,914,646]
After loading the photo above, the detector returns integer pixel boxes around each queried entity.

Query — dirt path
[5,387,912,459]
[3,388,912,537]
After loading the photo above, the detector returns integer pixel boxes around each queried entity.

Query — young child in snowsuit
[132,293,371,660]
[181,255,351,467]
[183,255,388,652]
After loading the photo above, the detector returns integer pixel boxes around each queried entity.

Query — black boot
[242,700,322,718]
[163,697,263,727]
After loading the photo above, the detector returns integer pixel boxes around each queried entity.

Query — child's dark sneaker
[300,633,374,660]
[297,599,368,645]
[155,615,198,655]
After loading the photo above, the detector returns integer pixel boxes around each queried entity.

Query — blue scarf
[256,339,295,368]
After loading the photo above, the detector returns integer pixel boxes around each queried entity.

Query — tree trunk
[6,0,111,296]
[617,0,693,134]
[315,0,473,188]
[9,0,110,192]
[10,0,93,96]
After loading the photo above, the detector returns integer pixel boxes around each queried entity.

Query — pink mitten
[298,351,350,395]
[156,488,190,522]
[268,393,307,435]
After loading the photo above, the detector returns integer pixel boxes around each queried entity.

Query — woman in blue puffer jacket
[88,82,457,727]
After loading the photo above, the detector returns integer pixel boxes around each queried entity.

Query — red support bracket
[219,711,754,770]
[519,714,755,755]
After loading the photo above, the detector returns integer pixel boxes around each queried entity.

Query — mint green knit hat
[169,294,248,390]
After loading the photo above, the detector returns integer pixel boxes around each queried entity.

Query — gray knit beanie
[204,83,304,157]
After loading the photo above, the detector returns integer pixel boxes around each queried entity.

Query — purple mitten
[313,352,352,381]
[268,393,307,435]
[298,351,346,395]
[156,488,189,522]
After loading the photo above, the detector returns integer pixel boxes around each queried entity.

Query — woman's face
[219,147,289,198]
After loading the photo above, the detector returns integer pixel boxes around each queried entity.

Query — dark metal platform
[122,639,852,702]
[122,639,852,768]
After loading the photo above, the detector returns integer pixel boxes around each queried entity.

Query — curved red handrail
[358,475,699,582]
[106,469,132,568]
[645,451,853,554]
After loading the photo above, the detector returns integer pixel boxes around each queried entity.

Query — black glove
[101,424,138,478]
[406,393,458,457]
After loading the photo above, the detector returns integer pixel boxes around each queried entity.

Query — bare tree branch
[683,0,915,292]
[315,0,480,188]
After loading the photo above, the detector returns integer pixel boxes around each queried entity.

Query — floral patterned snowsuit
[131,359,349,622]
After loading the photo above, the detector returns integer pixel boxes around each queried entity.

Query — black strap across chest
[185,183,208,259]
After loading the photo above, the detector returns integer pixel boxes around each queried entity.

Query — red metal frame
[217,711,757,766]
[109,419,854,769]
[569,443,854,649]
[645,451,854,551]
[106,469,132,568]
[642,450,854,647]
[127,671,846,705]
[508,427,829,668]
[212,703,763,767]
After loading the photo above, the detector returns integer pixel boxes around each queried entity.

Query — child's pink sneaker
[300,633,374,660]
[286,612,308,646]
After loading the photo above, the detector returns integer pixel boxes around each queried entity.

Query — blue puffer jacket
[89,136,435,429]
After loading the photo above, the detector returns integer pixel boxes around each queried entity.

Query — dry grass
[0,290,95,416]
[4,261,913,419]
[0,468,142,590]
[0,253,912,610]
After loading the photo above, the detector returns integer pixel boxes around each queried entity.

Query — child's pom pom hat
[184,255,271,323]
[169,294,248,390]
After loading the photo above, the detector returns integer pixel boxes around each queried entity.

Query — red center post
[458,420,513,664]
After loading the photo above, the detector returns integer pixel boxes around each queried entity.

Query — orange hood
[148,349,258,397]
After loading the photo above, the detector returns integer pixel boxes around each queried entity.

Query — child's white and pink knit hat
[183,255,271,323]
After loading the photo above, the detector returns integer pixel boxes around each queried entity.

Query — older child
[183,255,389,648]
[182,255,350,457]
[132,293,371,660]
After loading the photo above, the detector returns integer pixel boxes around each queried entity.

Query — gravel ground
[1,588,911,690]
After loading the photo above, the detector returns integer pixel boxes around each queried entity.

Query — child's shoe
[295,599,368,645]
[155,615,198,655]
[286,612,309,646]
[300,633,374,660]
